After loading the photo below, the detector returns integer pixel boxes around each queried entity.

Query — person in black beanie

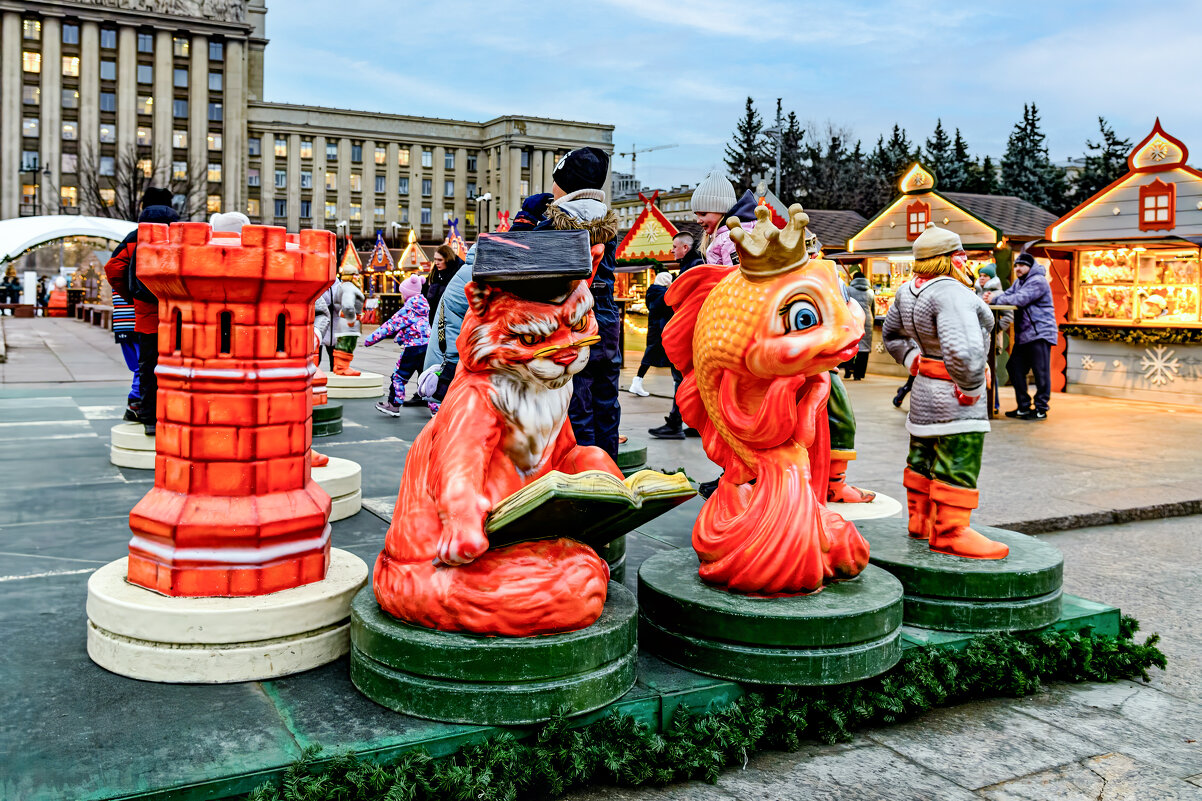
[511,146,623,460]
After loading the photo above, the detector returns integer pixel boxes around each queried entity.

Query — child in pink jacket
[365,275,429,416]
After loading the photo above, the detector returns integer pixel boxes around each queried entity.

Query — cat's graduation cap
[473,230,592,303]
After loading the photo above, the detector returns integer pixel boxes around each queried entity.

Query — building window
[374,146,386,165]
[420,207,431,225]
[274,169,286,188]
[172,129,187,148]
[22,118,39,138]
[325,202,336,220]
[905,200,930,241]
[247,198,260,217]
[375,175,386,193]
[399,149,410,167]
[248,137,261,156]
[300,200,311,219]
[137,32,153,52]
[207,194,221,213]
[300,140,313,159]
[208,72,222,91]
[325,172,337,190]
[62,89,79,109]
[62,122,78,141]
[398,177,409,194]
[349,203,361,221]
[62,23,79,44]
[520,179,528,197]
[421,150,432,168]
[62,153,78,173]
[173,99,188,118]
[208,132,222,151]
[326,142,338,161]
[444,180,455,197]
[274,138,286,157]
[100,92,116,112]
[138,95,153,115]
[100,29,116,49]
[467,152,478,172]
[444,151,455,170]
[99,157,115,176]
[136,64,152,84]
[136,126,151,145]
[173,68,187,88]
[100,60,116,80]
[274,198,287,217]
[247,169,260,187]
[209,41,223,61]
[62,56,80,77]
[1139,179,1176,231]
[22,85,40,105]
[171,35,190,56]
[465,209,476,227]
[21,184,37,205]
[421,179,432,197]
[208,102,222,121]
[300,170,312,189]
[172,161,187,180]
[400,206,408,223]
[521,151,530,169]
[61,186,78,208]
[207,162,222,182]
[467,181,477,198]
[375,205,385,219]
[351,143,362,162]
[21,151,39,171]
[99,123,116,143]
[23,19,41,40]
[22,52,41,73]
[350,174,362,192]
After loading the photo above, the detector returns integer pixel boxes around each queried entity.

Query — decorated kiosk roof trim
[615,191,679,261]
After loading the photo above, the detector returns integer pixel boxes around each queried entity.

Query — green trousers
[828,372,856,455]
[335,334,358,353]
[906,433,985,489]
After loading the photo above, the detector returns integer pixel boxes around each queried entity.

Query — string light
[624,317,648,335]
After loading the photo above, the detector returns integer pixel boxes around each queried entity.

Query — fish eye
[781,297,821,333]
[517,333,545,347]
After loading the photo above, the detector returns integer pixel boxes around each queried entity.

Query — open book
[484,469,696,550]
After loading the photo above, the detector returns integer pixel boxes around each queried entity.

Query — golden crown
[729,203,811,281]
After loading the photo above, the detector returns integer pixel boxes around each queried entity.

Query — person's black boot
[892,387,908,408]
[648,423,685,440]
[1005,408,1035,419]
[124,400,142,422]
[401,396,426,407]
[698,477,720,499]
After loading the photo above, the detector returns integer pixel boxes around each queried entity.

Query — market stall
[1037,120,1202,406]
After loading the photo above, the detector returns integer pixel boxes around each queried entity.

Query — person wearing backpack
[104,187,179,436]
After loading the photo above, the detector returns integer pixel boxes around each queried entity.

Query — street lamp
[763,127,782,199]
[389,220,403,247]
[475,192,492,235]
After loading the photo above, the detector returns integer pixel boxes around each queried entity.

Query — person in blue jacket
[984,252,1059,420]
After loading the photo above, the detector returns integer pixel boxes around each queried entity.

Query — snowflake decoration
[1080,355,1097,369]
[875,341,885,353]
[1140,345,1180,386]
[1149,140,1170,162]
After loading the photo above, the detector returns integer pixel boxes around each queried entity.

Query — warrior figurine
[330,261,365,376]
[882,224,1008,559]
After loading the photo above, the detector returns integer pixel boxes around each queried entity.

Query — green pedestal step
[857,519,1064,633]
[350,582,637,725]
[638,550,903,685]
[594,535,626,585]
[313,402,343,437]
[616,439,647,477]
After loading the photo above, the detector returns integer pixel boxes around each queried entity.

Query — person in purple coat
[984,253,1059,420]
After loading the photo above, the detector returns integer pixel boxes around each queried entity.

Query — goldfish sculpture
[663,204,870,595]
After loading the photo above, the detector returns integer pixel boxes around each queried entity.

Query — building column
[406,144,420,233]
[531,150,544,196]
[336,137,350,225]
[312,134,326,228]
[260,130,275,224]
[1,12,22,218]
[543,150,555,195]
[188,33,207,219]
[223,38,245,215]
[287,132,299,231]
[152,29,171,184]
[39,17,62,213]
[431,145,445,240]
[454,146,467,234]
[384,142,398,229]
[506,146,522,218]
[78,22,99,150]
[116,26,136,164]
[361,138,375,237]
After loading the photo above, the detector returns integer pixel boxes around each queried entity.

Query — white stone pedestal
[326,370,386,399]
[312,456,363,521]
[828,491,903,522]
[109,422,155,469]
[86,548,369,683]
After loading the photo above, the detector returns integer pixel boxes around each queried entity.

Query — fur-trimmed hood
[547,189,619,246]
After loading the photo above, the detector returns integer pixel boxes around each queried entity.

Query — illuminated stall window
[1138,179,1175,232]
[905,200,929,241]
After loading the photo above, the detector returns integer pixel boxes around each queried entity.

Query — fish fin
[663,265,734,374]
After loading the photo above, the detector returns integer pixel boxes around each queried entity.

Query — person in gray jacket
[984,252,1057,420]
[883,224,1008,560]
[844,271,875,380]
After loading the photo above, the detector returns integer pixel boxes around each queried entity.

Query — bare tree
[78,144,209,221]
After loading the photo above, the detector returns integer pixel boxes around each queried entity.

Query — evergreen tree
[1073,117,1132,201]
[779,110,806,203]
[942,128,974,192]
[723,97,771,193]
[969,155,1002,195]
[923,119,954,184]
[867,125,918,207]
[1000,103,1068,212]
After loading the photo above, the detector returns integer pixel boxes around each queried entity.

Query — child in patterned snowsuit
[366,275,429,416]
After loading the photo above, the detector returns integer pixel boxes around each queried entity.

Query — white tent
[0,215,136,263]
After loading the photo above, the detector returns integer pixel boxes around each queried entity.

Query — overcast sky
[264,0,1202,191]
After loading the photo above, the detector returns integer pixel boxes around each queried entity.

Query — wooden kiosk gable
[616,191,679,261]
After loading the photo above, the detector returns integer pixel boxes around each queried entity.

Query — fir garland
[246,617,1164,801]
[1062,324,1202,346]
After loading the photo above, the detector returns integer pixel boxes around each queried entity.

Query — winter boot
[628,376,650,397]
[927,481,1009,559]
[902,467,932,540]
[332,349,360,376]
[648,422,685,440]
[827,458,877,503]
[310,449,329,468]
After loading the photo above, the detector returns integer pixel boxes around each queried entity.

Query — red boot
[902,467,931,540]
[827,458,877,503]
[310,449,329,468]
[332,349,360,376]
[928,481,1009,559]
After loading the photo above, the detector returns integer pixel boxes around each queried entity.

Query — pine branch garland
[1063,324,1202,346]
[245,619,1164,801]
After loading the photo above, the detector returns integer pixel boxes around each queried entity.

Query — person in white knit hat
[690,171,737,258]
[209,211,250,234]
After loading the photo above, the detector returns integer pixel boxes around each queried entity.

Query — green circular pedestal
[313,402,343,437]
[638,550,903,685]
[594,535,627,585]
[857,519,1064,633]
[350,582,638,725]
[616,439,647,477]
